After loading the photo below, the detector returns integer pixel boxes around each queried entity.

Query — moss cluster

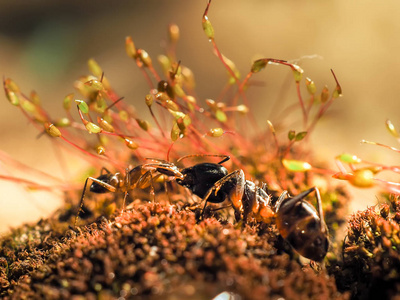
[0,199,347,300]
[330,195,400,299]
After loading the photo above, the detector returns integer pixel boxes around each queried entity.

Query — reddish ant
[74,161,184,226]
[76,155,329,262]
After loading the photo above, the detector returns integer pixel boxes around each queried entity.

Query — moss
[329,195,400,299]
[0,199,347,300]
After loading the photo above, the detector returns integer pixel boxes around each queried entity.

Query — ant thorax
[242,180,274,223]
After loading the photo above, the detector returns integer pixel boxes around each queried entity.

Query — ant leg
[312,187,327,230]
[143,162,183,180]
[200,184,222,220]
[137,170,157,201]
[275,190,289,212]
[121,168,130,212]
[130,168,160,202]
[149,170,156,202]
[210,204,232,212]
[75,177,90,227]
[199,190,213,221]
[261,182,269,194]
[200,169,245,220]
[121,192,129,213]
[312,187,322,215]
[145,158,171,164]
[74,176,117,227]
[204,204,233,218]
[100,167,112,175]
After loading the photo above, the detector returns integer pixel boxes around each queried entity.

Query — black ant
[156,154,329,262]
[76,155,329,262]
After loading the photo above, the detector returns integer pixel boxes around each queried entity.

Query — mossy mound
[332,195,400,299]
[0,201,346,300]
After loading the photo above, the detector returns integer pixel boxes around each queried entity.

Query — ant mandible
[76,154,329,262]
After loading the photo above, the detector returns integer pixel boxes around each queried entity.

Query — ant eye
[307,219,318,231]
[313,236,322,246]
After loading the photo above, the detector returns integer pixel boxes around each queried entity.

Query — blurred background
[1,0,399,232]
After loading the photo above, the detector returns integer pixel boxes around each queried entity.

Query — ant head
[285,216,329,262]
[176,163,228,203]
[178,163,228,187]
[176,167,195,188]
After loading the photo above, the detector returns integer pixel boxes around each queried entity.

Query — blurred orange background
[1,0,399,232]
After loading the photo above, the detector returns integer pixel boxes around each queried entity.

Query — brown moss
[0,200,346,300]
[331,195,400,299]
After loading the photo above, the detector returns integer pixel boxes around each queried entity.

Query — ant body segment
[76,155,328,262]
